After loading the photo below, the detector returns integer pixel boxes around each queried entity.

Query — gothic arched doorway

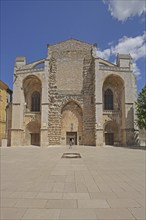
[23,75,42,146]
[61,101,83,145]
[104,121,119,146]
[25,121,41,146]
[102,74,125,145]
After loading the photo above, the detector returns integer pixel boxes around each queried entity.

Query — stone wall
[0,81,12,146]
[11,39,137,147]
[47,39,95,146]
[7,103,12,146]
[83,57,96,145]
[95,60,136,146]
[48,57,61,145]
[56,52,83,91]
[11,64,44,146]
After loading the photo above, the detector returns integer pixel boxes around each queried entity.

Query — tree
[135,85,146,130]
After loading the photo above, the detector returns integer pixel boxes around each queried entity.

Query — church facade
[11,39,137,147]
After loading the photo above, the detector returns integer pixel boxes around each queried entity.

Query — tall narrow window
[104,89,113,110]
[31,91,40,112]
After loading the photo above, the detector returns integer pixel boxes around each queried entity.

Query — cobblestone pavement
[0,145,145,219]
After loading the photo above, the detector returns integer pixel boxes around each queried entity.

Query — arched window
[31,91,40,112]
[104,89,113,110]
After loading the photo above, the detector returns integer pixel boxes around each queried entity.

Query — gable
[48,38,94,54]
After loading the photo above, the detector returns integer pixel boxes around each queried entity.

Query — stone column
[95,59,103,146]
[124,72,137,145]
[11,73,24,146]
[121,87,126,146]
[83,57,96,146]
[40,59,49,147]
[48,57,61,145]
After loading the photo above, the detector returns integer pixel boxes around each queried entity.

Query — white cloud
[96,32,146,77]
[103,0,146,21]
[96,48,111,60]
[112,32,146,60]
[133,62,141,76]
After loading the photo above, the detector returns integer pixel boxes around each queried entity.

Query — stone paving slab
[94,208,135,219]
[22,208,61,219]
[78,199,110,208]
[60,208,97,219]
[45,199,77,209]
[128,208,146,220]
[135,197,145,208]
[0,145,145,220]
[14,198,47,208]
[63,193,90,200]
[89,192,118,199]
[107,198,141,208]
[1,207,27,219]
[36,192,63,199]
[1,198,18,208]
[9,191,38,199]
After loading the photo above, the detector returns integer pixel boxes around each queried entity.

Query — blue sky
[1,0,146,92]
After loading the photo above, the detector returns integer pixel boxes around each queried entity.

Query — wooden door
[31,133,40,146]
[105,133,114,145]
[66,132,77,145]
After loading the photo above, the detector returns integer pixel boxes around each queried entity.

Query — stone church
[11,39,137,147]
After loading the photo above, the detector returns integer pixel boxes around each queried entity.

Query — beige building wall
[95,54,137,146]
[0,80,12,146]
[0,85,7,144]
[11,39,138,147]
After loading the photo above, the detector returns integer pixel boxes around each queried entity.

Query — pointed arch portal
[61,101,83,145]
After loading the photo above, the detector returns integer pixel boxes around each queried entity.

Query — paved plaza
[0,145,145,219]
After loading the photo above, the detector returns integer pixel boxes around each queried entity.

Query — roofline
[0,80,9,89]
[0,80,12,92]
[96,57,116,66]
[47,38,95,47]
[117,53,132,59]
[7,88,13,94]
[21,58,45,66]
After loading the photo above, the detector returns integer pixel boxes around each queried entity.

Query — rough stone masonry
[11,38,138,147]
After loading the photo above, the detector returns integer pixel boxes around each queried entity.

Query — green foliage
[135,85,146,129]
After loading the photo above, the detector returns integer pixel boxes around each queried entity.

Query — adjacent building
[0,80,12,146]
[11,39,138,147]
